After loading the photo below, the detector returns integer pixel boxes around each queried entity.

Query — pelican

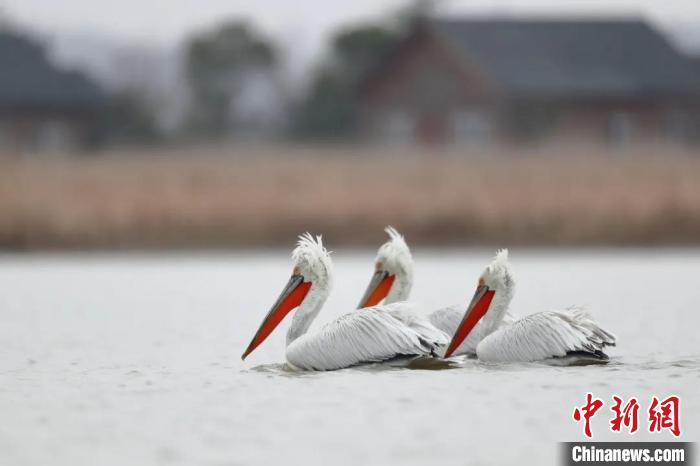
[357,227,514,356]
[241,233,448,371]
[444,249,616,362]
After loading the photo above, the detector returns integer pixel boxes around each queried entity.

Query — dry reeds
[1,143,699,249]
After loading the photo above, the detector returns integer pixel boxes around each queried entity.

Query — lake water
[0,249,697,465]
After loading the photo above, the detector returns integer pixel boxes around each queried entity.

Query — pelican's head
[478,249,514,294]
[291,233,333,286]
[357,226,414,309]
[444,249,515,358]
[242,234,332,360]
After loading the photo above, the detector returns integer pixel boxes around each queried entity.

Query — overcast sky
[2,0,699,81]
[3,0,699,46]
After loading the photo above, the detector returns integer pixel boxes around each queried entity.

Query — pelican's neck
[479,283,515,336]
[286,277,331,345]
[384,257,414,304]
[384,270,412,304]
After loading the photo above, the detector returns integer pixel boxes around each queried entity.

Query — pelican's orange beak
[241,274,312,360]
[357,270,395,309]
[443,285,495,358]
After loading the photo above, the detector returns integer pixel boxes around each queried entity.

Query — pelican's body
[287,302,446,370]
[242,234,447,371]
[444,250,616,363]
[427,304,515,355]
[476,307,615,363]
[358,227,513,356]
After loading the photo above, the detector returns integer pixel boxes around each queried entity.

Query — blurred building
[0,31,104,154]
[359,19,700,146]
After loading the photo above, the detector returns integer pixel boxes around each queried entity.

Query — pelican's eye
[478,277,485,287]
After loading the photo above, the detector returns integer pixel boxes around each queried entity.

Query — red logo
[648,395,681,438]
[610,396,640,434]
[573,393,604,438]
[573,394,681,438]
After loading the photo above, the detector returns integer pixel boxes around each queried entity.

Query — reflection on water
[248,355,618,374]
[0,250,698,466]
[247,356,460,375]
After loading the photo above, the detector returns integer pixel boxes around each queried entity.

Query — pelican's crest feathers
[482,248,514,289]
[494,248,509,265]
[292,233,332,280]
[375,226,413,275]
[384,226,408,250]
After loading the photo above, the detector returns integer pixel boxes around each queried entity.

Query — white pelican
[241,234,448,371]
[357,227,513,356]
[444,249,616,362]
[356,226,414,309]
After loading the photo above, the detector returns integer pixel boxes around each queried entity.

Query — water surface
[0,250,697,465]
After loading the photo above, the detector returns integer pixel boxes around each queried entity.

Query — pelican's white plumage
[428,304,515,354]
[373,226,414,305]
[243,234,447,371]
[358,227,513,356]
[445,249,617,363]
[287,302,446,370]
[476,307,616,362]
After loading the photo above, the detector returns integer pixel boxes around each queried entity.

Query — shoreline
[2,143,699,250]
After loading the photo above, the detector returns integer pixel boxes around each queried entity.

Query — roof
[692,55,700,75]
[430,18,700,99]
[0,31,104,111]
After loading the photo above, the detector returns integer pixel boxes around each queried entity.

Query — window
[452,110,493,145]
[35,120,76,152]
[607,112,636,145]
[664,110,688,143]
[0,122,10,148]
[380,111,415,144]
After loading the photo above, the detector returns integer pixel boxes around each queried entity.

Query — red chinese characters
[573,392,604,438]
[610,396,639,433]
[573,394,681,438]
[648,395,681,438]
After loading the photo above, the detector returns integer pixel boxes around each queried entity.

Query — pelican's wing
[381,301,449,348]
[429,304,517,356]
[286,306,445,371]
[476,307,616,363]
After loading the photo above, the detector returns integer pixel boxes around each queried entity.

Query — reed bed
[1,143,699,249]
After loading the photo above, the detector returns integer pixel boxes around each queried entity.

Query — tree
[184,20,277,138]
[293,24,400,139]
[332,25,400,84]
[292,0,441,140]
[96,89,162,147]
